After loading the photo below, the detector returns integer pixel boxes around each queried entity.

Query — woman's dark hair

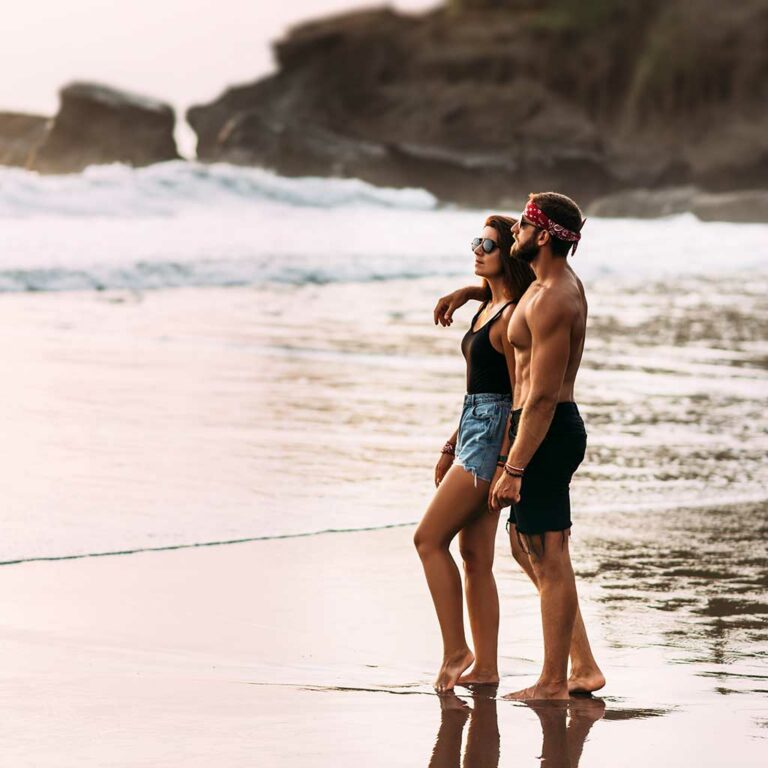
[482,214,536,302]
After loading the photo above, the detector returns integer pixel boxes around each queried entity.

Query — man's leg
[504,531,576,700]
[508,524,604,693]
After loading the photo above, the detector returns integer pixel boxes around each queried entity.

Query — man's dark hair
[531,192,584,258]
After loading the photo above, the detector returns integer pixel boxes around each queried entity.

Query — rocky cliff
[187,0,768,208]
[30,83,179,174]
[0,113,50,168]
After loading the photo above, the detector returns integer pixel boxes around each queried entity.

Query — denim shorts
[455,393,512,485]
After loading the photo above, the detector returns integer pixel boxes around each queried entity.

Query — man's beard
[512,238,540,263]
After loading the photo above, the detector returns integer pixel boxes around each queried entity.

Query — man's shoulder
[529,280,580,312]
[527,281,581,331]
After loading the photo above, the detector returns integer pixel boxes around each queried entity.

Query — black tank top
[461,301,515,395]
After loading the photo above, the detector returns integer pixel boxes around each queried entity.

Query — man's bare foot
[502,680,569,701]
[457,665,499,687]
[568,669,606,695]
[434,649,475,693]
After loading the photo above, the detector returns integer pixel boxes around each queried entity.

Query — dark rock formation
[0,112,50,168]
[188,0,768,210]
[587,188,768,223]
[32,82,179,174]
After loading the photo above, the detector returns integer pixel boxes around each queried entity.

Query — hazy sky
[0,1,436,119]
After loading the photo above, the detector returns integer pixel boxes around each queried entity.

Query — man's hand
[435,452,454,487]
[433,288,471,326]
[490,471,521,513]
[487,466,503,510]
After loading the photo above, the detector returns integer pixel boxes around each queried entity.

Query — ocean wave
[0,161,438,217]
[0,259,457,293]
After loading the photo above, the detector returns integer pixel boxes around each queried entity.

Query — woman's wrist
[441,441,456,456]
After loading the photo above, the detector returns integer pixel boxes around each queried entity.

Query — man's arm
[507,293,573,468]
[433,284,487,326]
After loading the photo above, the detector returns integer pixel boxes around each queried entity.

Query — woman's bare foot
[568,668,606,695]
[457,664,499,687]
[434,649,475,693]
[502,680,569,701]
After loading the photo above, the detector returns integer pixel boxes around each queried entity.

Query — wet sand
[0,522,765,766]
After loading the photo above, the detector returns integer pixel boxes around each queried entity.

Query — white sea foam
[0,161,437,218]
[0,163,766,294]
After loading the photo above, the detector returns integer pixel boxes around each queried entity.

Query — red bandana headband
[523,200,583,253]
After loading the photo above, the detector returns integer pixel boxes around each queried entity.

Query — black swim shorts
[507,402,587,536]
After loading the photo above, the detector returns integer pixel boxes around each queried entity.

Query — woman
[414,215,535,692]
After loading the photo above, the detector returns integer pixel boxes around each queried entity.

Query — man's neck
[531,250,568,283]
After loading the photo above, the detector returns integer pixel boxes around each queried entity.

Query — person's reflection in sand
[429,688,499,768]
[526,696,606,768]
[429,692,605,768]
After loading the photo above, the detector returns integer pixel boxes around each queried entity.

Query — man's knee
[521,529,564,566]
[530,548,572,584]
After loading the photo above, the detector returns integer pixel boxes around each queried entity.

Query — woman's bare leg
[508,524,605,694]
[457,506,501,685]
[414,465,490,692]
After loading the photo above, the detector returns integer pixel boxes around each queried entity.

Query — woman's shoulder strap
[470,300,489,325]
[491,299,516,320]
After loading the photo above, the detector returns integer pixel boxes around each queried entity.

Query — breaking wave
[0,161,438,218]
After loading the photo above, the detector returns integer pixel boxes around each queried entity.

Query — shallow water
[1,269,766,558]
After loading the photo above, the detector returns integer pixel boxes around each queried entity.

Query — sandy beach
[0,521,765,766]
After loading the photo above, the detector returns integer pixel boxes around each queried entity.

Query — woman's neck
[485,277,512,306]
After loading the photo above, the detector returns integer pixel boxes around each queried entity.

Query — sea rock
[0,112,49,167]
[587,187,768,224]
[188,1,768,208]
[32,82,179,174]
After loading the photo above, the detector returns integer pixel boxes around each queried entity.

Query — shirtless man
[434,192,604,700]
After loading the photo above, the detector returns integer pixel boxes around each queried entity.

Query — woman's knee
[458,539,493,575]
[413,526,448,559]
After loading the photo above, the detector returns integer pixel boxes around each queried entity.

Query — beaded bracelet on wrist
[441,442,456,456]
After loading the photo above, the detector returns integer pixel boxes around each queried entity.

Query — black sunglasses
[471,237,499,254]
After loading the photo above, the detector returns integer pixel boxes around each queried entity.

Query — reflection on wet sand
[429,691,498,768]
[580,502,768,675]
[429,691,617,768]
